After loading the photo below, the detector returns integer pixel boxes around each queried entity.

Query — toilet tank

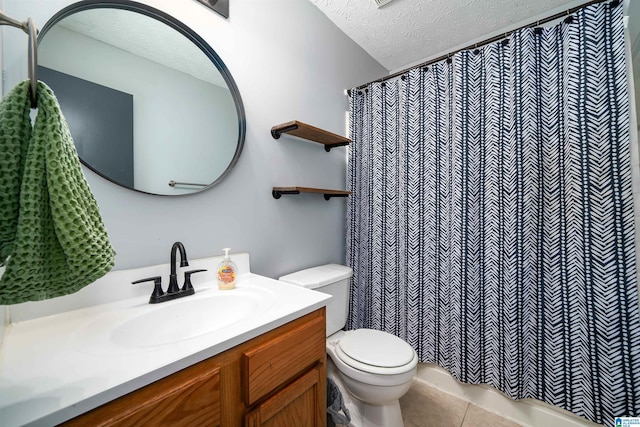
[279,264,353,337]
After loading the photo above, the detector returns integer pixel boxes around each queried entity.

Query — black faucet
[132,241,206,304]
[168,241,189,294]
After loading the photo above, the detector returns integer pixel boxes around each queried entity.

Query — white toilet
[279,264,418,427]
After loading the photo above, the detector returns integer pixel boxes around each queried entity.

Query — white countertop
[0,260,330,427]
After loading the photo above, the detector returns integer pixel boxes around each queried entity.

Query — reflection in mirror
[37,2,245,195]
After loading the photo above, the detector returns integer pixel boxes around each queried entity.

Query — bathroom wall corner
[0,0,3,97]
[0,305,8,347]
[624,1,640,304]
[0,263,5,346]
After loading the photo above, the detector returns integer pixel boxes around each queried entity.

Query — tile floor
[400,380,521,427]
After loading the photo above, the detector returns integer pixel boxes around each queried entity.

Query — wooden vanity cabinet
[60,308,326,427]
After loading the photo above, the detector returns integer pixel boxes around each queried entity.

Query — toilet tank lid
[279,264,353,289]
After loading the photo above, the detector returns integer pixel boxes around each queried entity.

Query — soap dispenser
[217,248,237,290]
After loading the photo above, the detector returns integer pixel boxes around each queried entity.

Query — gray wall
[2,0,387,281]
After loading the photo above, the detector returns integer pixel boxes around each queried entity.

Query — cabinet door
[62,365,220,427]
[245,367,323,427]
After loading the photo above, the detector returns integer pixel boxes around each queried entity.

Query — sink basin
[112,292,262,348]
[74,286,275,354]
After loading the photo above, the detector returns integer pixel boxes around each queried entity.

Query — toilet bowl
[327,329,417,426]
[279,264,417,427]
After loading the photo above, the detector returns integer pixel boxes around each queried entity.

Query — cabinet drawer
[243,312,325,406]
[62,365,221,427]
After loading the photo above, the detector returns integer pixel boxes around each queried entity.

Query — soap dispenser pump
[217,248,237,290]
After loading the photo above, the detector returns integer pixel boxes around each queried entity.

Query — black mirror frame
[38,0,246,196]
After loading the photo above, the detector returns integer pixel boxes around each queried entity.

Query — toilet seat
[336,329,418,375]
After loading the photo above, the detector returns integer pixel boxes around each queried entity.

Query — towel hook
[0,11,38,108]
[26,18,37,108]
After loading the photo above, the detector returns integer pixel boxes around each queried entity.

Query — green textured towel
[0,81,115,304]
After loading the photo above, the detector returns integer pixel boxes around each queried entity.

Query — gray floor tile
[400,380,469,427]
[460,404,521,427]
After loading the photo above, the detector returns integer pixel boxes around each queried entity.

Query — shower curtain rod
[348,0,615,95]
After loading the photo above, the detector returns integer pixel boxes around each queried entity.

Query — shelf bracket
[272,189,300,199]
[323,193,349,200]
[324,141,350,152]
[271,124,299,139]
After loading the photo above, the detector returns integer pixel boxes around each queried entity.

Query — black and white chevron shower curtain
[346,2,640,424]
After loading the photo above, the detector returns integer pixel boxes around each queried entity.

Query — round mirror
[37,0,245,196]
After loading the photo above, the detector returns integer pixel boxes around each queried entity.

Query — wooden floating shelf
[271,120,351,152]
[272,187,352,200]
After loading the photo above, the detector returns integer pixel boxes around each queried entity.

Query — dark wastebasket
[327,378,351,426]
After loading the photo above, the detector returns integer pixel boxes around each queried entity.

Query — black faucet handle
[132,276,164,303]
[182,269,207,293]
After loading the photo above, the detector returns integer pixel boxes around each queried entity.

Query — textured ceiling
[308,0,583,72]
